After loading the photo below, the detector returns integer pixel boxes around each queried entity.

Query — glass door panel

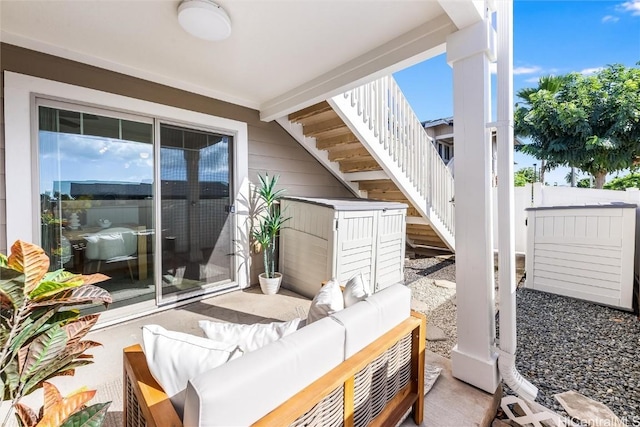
[38,105,155,311]
[159,123,232,299]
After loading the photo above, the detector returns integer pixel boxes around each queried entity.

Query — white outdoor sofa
[123,284,426,427]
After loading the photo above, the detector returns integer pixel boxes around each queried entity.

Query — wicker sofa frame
[123,311,426,427]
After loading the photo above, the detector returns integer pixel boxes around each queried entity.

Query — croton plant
[0,240,112,427]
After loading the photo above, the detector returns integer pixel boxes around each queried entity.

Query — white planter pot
[258,272,282,295]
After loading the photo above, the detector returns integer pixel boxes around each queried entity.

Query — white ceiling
[0,1,476,117]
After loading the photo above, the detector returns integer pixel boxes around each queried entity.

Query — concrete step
[400,351,501,427]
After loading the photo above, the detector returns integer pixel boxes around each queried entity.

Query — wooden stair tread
[293,109,340,126]
[357,180,399,192]
[328,146,370,162]
[339,159,382,173]
[316,133,360,150]
[288,101,332,122]
[303,117,347,136]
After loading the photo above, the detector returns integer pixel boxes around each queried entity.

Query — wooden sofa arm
[123,311,426,427]
[123,345,182,427]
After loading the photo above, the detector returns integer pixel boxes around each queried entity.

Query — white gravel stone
[426,324,447,341]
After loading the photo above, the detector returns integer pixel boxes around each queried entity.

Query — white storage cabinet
[279,197,407,298]
[525,203,637,310]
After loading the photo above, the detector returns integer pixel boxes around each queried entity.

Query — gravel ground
[512,288,640,424]
[408,278,457,357]
[405,255,640,424]
[405,256,456,283]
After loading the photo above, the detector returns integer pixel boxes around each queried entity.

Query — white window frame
[4,71,250,293]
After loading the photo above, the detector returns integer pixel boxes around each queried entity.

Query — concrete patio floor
[5,285,499,427]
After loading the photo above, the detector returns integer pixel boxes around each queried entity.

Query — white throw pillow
[307,279,344,324]
[141,324,243,417]
[343,273,371,307]
[198,318,301,353]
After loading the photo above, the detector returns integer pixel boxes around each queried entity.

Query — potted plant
[251,173,289,295]
[0,240,112,427]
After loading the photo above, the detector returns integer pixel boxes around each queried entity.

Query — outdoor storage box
[280,197,407,298]
[525,203,637,311]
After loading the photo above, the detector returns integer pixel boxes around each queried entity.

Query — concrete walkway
[5,286,499,427]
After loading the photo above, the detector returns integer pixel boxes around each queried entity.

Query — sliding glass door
[36,102,235,310]
[38,105,155,310]
[158,123,233,301]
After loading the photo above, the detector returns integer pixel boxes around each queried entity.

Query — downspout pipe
[494,0,538,402]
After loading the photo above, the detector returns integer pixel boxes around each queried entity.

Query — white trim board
[3,71,250,290]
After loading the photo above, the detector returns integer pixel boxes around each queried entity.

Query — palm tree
[516,75,566,185]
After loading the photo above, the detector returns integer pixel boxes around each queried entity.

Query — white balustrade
[343,76,455,236]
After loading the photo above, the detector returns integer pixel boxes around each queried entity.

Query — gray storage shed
[279,197,407,299]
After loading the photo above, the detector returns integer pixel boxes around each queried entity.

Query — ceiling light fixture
[178,0,231,41]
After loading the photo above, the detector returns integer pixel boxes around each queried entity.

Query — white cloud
[513,66,542,75]
[602,15,620,23]
[618,0,640,15]
[580,67,604,75]
[525,77,540,83]
[490,62,497,74]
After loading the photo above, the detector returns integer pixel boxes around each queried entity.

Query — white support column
[447,17,500,393]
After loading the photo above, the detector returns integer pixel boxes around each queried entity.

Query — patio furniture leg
[411,311,426,424]
[127,259,135,282]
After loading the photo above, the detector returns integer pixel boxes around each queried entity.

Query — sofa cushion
[306,278,344,324]
[365,283,411,332]
[183,316,345,426]
[343,273,371,307]
[198,318,301,353]
[141,325,243,418]
[331,283,411,358]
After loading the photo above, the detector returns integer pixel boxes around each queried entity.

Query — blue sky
[394,0,640,186]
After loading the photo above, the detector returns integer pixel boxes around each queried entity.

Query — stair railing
[343,76,455,235]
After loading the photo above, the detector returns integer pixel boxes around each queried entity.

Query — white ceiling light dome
[178,0,231,41]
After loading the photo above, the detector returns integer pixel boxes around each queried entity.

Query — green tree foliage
[515,64,640,188]
[514,167,535,187]
[577,178,592,188]
[604,172,640,190]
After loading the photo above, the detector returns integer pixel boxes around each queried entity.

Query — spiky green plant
[0,240,112,427]
[251,174,289,278]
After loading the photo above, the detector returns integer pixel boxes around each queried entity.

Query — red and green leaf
[7,241,50,295]
[58,402,110,427]
[35,383,96,427]
[14,402,38,427]
[20,325,68,381]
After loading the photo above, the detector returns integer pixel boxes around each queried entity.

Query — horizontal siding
[0,43,352,282]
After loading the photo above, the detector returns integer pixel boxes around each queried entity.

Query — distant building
[422,117,523,186]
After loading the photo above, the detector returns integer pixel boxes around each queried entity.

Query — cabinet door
[375,209,406,291]
[335,211,377,291]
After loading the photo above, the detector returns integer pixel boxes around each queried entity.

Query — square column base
[451,345,500,393]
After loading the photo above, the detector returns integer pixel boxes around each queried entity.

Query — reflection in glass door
[159,124,232,299]
[37,105,155,311]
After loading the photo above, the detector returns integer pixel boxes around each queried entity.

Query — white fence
[493,183,640,254]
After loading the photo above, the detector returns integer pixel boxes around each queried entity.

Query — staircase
[276,76,455,251]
